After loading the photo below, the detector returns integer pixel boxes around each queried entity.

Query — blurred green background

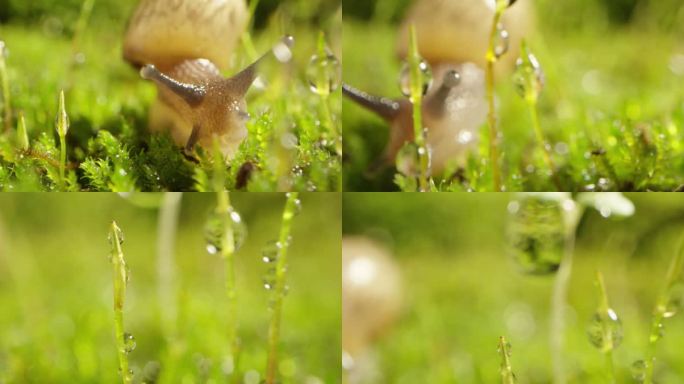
[0,192,341,383]
[343,0,684,191]
[343,193,684,383]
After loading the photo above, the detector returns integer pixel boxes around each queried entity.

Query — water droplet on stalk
[494,24,510,59]
[507,195,566,274]
[263,277,275,291]
[122,332,136,354]
[396,142,432,177]
[262,240,281,263]
[108,226,125,248]
[306,49,341,96]
[664,282,684,318]
[497,341,513,357]
[204,208,247,255]
[587,309,623,350]
[513,47,545,100]
[399,59,433,98]
[632,360,647,383]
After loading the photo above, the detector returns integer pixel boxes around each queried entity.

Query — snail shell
[124,0,248,72]
[342,236,402,356]
[396,0,533,71]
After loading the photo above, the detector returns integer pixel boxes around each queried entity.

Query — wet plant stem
[643,237,684,384]
[216,190,240,381]
[0,42,10,133]
[56,90,69,190]
[527,100,561,190]
[408,25,429,192]
[265,193,300,384]
[486,11,504,192]
[109,221,132,384]
[550,202,584,384]
[595,271,616,383]
[498,336,516,384]
[314,32,340,155]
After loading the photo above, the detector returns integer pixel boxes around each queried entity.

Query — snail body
[344,0,532,174]
[124,0,293,157]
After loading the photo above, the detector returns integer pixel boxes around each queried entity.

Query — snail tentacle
[342,83,401,121]
[425,69,461,117]
[140,64,207,106]
[222,35,295,97]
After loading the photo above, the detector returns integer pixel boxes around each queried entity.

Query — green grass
[0,192,341,383]
[343,1,684,191]
[0,1,341,192]
[342,193,684,383]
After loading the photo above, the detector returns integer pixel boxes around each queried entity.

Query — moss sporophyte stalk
[498,336,517,384]
[404,25,431,192]
[55,90,69,190]
[265,192,301,384]
[204,190,247,381]
[635,236,684,384]
[588,271,621,383]
[485,0,512,192]
[108,221,134,384]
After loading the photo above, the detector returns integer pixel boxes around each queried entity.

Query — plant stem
[216,190,239,381]
[265,193,300,384]
[550,201,584,384]
[595,271,616,383]
[486,11,504,192]
[498,336,516,384]
[643,236,684,383]
[527,100,561,190]
[56,90,69,190]
[157,193,182,344]
[314,32,340,156]
[0,41,10,133]
[109,221,132,384]
[408,25,429,192]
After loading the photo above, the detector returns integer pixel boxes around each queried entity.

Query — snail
[342,236,402,384]
[344,0,533,174]
[123,0,294,157]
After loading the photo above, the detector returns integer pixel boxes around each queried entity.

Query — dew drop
[513,50,545,100]
[306,49,341,96]
[399,59,433,99]
[262,240,281,263]
[664,282,684,318]
[204,208,248,255]
[649,322,665,343]
[287,193,303,217]
[263,277,276,291]
[396,142,432,178]
[108,226,125,248]
[587,309,623,351]
[497,341,512,358]
[122,332,136,354]
[632,360,647,383]
[507,195,565,274]
[494,24,510,59]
